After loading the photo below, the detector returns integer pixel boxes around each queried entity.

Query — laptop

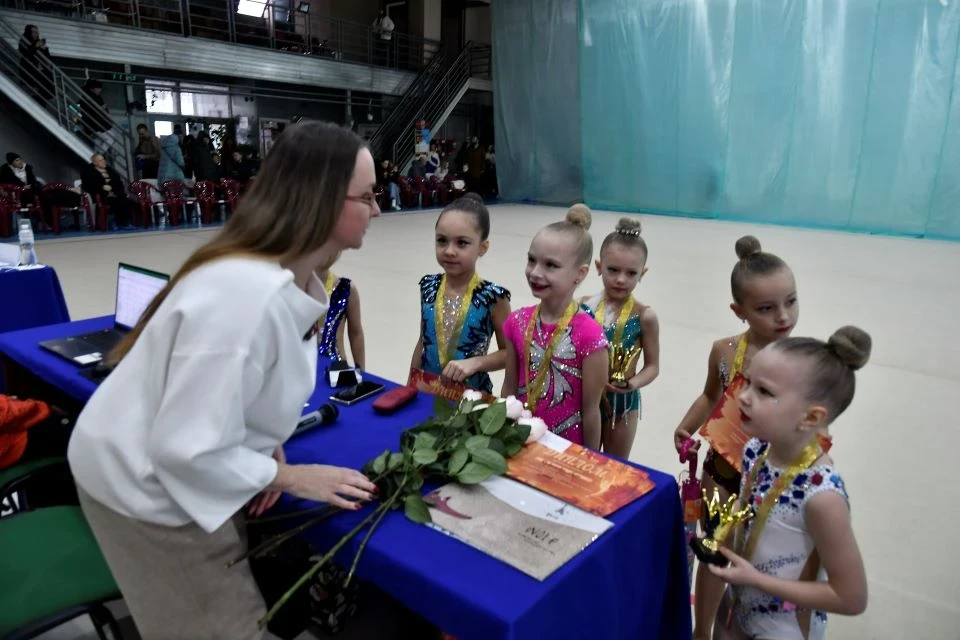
[40,263,169,366]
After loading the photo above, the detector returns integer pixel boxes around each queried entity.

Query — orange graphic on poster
[699,373,750,473]
[407,368,497,405]
[506,435,655,517]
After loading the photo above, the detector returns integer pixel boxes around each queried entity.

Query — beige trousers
[77,487,267,640]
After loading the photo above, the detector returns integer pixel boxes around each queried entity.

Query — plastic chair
[396,177,420,209]
[193,180,218,224]
[0,457,69,517]
[430,176,449,206]
[40,183,89,235]
[0,185,38,238]
[128,180,163,227]
[218,178,242,217]
[414,176,436,207]
[159,179,193,226]
[0,506,124,639]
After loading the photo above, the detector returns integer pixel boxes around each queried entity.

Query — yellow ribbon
[523,301,578,414]
[596,296,635,346]
[434,273,481,368]
[323,271,336,296]
[731,333,749,378]
[736,438,823,561]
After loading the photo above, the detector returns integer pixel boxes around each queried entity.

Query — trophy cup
[689,487,754,566]
[608,344,642,388]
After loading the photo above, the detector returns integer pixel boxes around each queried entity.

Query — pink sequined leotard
[503,306,608,445]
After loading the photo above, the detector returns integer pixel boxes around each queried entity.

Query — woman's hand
[288,464,377,510]
[442,358,479,383]
[708,548,763,587]
[247,447,285,517]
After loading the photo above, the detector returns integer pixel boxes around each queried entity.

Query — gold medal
[434,273,481,368]
[522,301,578,414]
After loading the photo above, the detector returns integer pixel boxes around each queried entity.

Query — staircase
[388,42,489,173]
[0,14,132,180]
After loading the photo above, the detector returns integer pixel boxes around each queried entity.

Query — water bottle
[17,219,38,266]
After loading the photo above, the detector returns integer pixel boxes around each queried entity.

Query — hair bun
[735,235,762,260]
[828,326,871,370]
[566,204,592,230]
[615,217,642,236]
[462,192,484,203]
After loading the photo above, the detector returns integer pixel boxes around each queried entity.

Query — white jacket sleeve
[147,349,277,533]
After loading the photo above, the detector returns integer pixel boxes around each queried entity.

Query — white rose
[471,403,491,413]
[520,409,533,419]
[519,417,548,444]
[461,389,483,402]
[503,395,524,420]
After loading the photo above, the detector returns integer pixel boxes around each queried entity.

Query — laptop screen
[115,263,169,330]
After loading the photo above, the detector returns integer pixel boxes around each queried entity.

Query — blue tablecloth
[0,266,71,334]
[0,316,692,640]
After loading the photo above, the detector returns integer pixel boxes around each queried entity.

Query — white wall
[0,95,86,185]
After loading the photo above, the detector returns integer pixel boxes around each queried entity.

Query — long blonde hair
[108,121,365,364]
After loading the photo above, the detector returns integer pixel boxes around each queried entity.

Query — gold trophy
[608,344,642,388]
[690,487,754,566]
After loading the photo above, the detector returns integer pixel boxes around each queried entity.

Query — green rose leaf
[412,448,438,465]
[404,494,432,524]
[486,438,506,455]
[465,434,491,453]
[371,449,389,475]
[458,462,496,485]
[388,452,405,471]
[512,424,531,444]
[434,396,455,421]
[459,400,474,414]
[451,414,468,429]
[505,441,523,456]
[479,402,507,435]
[414,432,438,451]
[470,448,507,474]
[448,448,469,475]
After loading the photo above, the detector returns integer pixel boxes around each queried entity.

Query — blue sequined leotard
[419,274,510,394]
[318,277,352,362]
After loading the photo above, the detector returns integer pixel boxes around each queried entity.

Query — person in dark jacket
[0,152,41,207]
[81,153,136,228]
[191,133,218,182]
[18,25,53,103]
[82,79,114,158]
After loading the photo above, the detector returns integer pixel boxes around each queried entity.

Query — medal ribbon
[596,296,635,346]
[736,439,822,561]
[523,301,578,414]
[434,273,481,368]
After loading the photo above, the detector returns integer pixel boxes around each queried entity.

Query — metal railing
[0,0,441,72]
[391,42,479,172]
[0,13,132,180]
[367,42,445,160]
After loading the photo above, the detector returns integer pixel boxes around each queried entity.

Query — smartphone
[330,380,385,406]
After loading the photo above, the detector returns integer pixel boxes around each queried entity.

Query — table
[0,316,693,640]
[0,266,70,335]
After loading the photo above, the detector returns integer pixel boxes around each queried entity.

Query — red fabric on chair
[430,176,449,206]
[40,183,85,235]
[219,178,242,217]
[0,185,38,238]
[396,177,419,209]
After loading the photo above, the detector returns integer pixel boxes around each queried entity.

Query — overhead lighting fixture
[236,0,266,17]
[296,2,310,13]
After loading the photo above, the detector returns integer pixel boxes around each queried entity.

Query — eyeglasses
[345,193,380,209]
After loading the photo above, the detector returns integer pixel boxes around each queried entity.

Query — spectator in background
[18,25,53,104]
[157,132,186,186]
[467,136,485,192]
[426,142,440,176]
[181,132,196,180]
[192,132,218,182]
[373,8,394,66]
[1,152,40,192]
[81,153,137,229]
[408,154,427,180]
[82,79,115,159]
[135,124,161,180]
[434,158,449,181]
[376,158,400,210]
[227,150,253,183]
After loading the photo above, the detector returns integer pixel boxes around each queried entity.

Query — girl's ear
[800,404,829,431]
[730,302,746,321]
[595,259,602,276]
[577,263,590,284]
[479,239,490,257]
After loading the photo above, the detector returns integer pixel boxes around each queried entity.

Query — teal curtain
[492,0,583,204]
[493,0,960,239]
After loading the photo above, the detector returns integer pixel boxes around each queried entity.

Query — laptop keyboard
[82,331,121,352]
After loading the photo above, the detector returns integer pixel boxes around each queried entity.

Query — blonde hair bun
[735,235,762,260]
[566,204,592,230]
[828,326,872,371]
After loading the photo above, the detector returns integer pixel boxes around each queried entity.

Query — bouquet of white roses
[234,393,548,627]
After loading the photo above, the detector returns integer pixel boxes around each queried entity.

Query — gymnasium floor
[25,204,959,639]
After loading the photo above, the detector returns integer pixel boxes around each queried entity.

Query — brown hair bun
[615,217,641,235]
[827,326,872,371]
[735,235,762,260]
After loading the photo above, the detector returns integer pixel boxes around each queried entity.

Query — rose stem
[343,480,406,588]
[226,507,342,569]
[258,501,389,628]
